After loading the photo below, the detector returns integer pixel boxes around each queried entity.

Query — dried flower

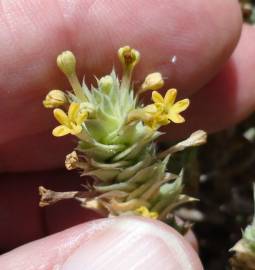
[65,151,79,170]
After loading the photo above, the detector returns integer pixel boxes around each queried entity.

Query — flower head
[130,89,190,130]
[52,102,88,137]
[152,89,190,123]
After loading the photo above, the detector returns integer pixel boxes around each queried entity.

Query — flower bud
[57,51,76,76]
[99,75,113,94]
[141,72,164,92]
[118,46,140,69]
[43,89,67,108]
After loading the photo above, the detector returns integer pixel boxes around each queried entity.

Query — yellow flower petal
[152,91,164,104]
[76,111,88,125]
[53,109,70,126]
[143,104,158,114]
[168,112,185,123]
[70,123,82,135]
[164,88,177,106]
[52,125,71,137]
[171,98,190,113]
[157,114,170,125]
[68,102,80,122]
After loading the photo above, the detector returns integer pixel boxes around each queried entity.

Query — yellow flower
[143,104,169,130]
[52,103,88,137]
[152,89,190,123]
[135,206,159,219]
[128,89,189,130]
[151,88,189,124]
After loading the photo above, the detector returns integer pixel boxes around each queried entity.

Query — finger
[169,24,255,139]
[0,217,203,270]
[0,0,242,171]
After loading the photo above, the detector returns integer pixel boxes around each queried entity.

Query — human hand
[0,0,251,269]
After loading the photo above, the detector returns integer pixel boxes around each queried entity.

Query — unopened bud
[141,72,164,92]
[99,75,113,94]
[57,51,76,76]
[118,46,140,69]
[43,90,67,108]
[65,151,79,170]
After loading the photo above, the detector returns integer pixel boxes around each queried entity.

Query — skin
[0,0,254,268]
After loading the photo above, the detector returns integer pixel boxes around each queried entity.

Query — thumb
[1,217,203,270]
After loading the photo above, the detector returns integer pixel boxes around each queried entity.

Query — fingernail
[61,217,203,270]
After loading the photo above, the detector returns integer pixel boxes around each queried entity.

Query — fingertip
[1,217,203,270]
[62,217,203,270]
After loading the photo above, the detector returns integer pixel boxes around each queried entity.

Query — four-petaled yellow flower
[144,89,190,129]
[52,103,88,137]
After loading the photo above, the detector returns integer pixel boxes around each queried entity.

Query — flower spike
[40,46,206,228]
